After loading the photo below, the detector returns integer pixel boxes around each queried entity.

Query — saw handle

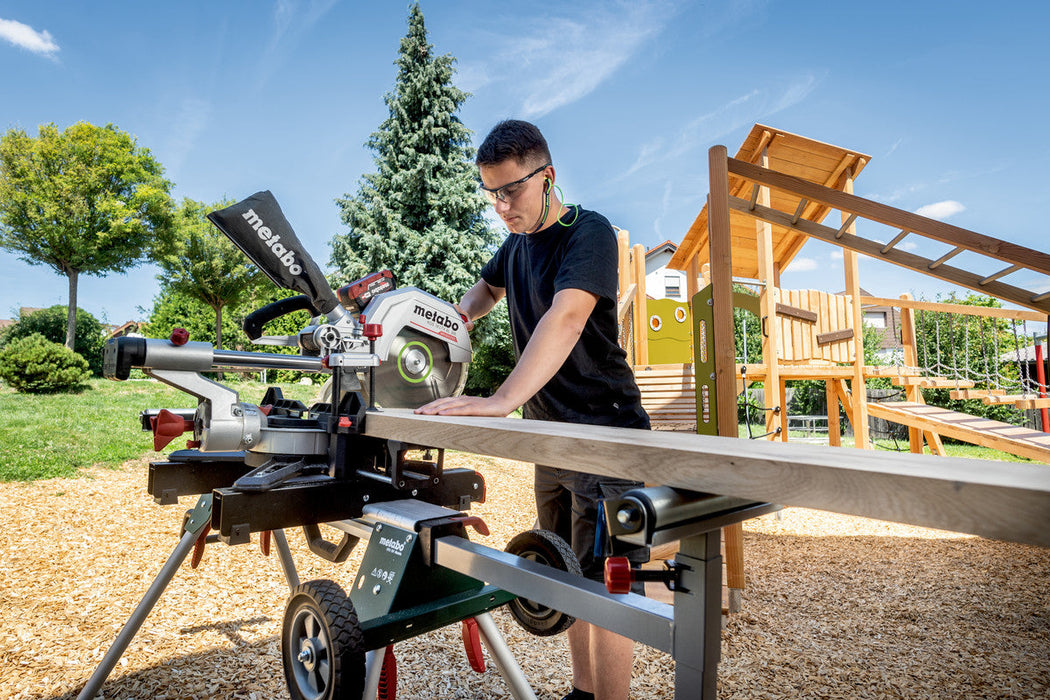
[243,295,321,341]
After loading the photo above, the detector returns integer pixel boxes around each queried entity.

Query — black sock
[562,689,596,700]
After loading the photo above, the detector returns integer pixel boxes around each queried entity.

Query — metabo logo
[242,208,303,275]
[379,536,406,555]
[413,304,460,332]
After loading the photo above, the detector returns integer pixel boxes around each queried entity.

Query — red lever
[170,328,190,346]
[604,556,634,594]
[461,618,486,673]
[378,645,397,700]
[150,409,194,451]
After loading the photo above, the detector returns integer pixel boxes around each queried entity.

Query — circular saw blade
[372,328,467,408]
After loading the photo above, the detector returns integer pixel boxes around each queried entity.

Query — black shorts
[534,465,649,588]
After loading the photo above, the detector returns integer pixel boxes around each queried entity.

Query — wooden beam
[817,329,854,346]
[728,196,1050,314]
[364,410,1050,548]
[857,296,1046,323]
[617,283,636,323]
[776,303,818,323]
[842,168,869,450]
[708,147,738,439]
[632,243,648,366]
[726,157,1050,276]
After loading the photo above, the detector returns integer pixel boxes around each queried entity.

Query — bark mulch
[1,453,1046,699]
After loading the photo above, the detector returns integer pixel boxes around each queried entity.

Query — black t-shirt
[481,207,650,429]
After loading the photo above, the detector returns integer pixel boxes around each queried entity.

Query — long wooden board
[365,409,1050,548]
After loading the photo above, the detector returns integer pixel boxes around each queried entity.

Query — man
[417,119,649,700]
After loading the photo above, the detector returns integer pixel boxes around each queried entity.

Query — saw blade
[372,328,467,408]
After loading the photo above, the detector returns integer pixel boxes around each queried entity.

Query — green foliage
[0,333,90,393]
[0,305,105,375]
[330,2,499,304]
[155,197,264,349]
[0,121,175,349]
[464,303,516,396]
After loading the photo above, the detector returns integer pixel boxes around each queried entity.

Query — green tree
[155,198,264,350]
[0,305,105,376]
[0,122,175,350]
[330,2,498,303]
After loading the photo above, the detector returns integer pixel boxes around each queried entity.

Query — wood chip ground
[1,453,1046,699]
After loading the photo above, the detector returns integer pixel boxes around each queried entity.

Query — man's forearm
[460,279,504,323]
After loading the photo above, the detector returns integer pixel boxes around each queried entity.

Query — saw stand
[78,489,776,700]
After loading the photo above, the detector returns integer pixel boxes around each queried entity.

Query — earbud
[544,177,552,192]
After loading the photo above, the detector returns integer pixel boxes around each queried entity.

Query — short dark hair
[476,119,552,168]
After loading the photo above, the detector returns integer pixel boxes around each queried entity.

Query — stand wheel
[282,579,365,700]
[504,529,582,637]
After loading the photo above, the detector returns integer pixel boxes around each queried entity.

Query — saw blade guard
[361,288,472,407]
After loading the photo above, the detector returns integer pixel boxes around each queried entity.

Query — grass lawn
[0,377,321,481]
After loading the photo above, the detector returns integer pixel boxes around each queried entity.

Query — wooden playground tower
[615,124,1050,609]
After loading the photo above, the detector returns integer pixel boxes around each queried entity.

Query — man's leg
[565,621,634,699]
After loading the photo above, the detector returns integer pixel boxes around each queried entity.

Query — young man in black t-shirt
[417,119,649,700]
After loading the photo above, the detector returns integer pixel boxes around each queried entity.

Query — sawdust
[0,454,1047,699]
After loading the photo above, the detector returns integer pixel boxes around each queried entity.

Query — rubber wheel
[504,529,582,637]
[282,579,365,700]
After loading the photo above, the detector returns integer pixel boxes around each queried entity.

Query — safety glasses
[479,162,551,204]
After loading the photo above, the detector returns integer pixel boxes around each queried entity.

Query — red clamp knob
[150,409,194,451]
[604,556,634,594]
[362,323,382,341]
[170,328,190,346]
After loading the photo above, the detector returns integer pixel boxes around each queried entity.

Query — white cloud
[787,257,818,272]
[915,200,965,220]
[466,1,675,119]
[830,250,843,260]
[161,98,212,180]
[0,17,59,58]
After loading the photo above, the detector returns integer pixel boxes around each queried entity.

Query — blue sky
[1,0,1048,336]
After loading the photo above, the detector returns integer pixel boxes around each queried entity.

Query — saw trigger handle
[243,295,321,341]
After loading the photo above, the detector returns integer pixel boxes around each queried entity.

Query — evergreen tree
[330,2,497,304]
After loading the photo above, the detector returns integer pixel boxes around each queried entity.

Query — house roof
[668,124,871,278]
[646,241,677,258]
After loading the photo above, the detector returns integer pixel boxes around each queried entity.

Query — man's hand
[415,394,516,417]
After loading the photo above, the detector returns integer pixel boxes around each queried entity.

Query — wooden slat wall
[635,364,696,425]
[775,290,856,362]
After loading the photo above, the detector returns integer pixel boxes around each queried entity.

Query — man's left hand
[414,394,516,417]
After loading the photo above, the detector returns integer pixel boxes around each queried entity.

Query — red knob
[170,328,190,346]
[604,556,633,594]
[362,323,382,341]
[150,409,193,451]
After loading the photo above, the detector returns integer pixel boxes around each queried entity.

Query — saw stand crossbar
[77,489,777,700]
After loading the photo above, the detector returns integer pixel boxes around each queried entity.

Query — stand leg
[362,647,386,700]
[271,529,300,590]
[475,612,537,700]
[77,496,210,700]
[674,530,721,700]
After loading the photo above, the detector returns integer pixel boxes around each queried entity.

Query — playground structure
[615,124,1050,609]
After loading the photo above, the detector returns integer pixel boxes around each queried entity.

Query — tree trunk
[66,269,79,351]
[214,305,223,351]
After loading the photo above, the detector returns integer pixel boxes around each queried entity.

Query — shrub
[0,333,91,393]
[0,305,106,376]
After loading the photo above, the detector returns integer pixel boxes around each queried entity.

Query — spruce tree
[330,3,497,303]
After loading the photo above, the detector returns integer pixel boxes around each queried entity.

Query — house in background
[645,241,688,302]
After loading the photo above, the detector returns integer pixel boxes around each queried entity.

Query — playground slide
[867,401,1050,463]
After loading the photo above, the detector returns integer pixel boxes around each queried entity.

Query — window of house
[863,311,887,328]
[665,274,681,297]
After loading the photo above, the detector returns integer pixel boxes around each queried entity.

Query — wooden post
[899,293,924,453]
[756,146,784,442]
[632,243,648,366]
[617,228,631,299]
[842,168,870,449]
[709,145,745,612]
[701,263,711,287]
[825,381,841,446]
[687,255,701,300]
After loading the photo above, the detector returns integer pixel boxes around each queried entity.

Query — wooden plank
[983,394,1050,409]
[708,148,739,439]
[365,410,1050,547]
[617,283,636,323]
[867,401,1050,464]
[727,196,1050,315]
[726,157,1050,277]
[857,296,1045,324]
[950,389,1007,400]
[817,329,854,346]
[892,377,976,389]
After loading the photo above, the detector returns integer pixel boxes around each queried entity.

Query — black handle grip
[243,295,321,340]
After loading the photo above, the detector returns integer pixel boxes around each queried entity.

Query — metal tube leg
[673,530,722,700]
[77,527,202,699]
[475,612,537,700]
[271,529,300,590]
